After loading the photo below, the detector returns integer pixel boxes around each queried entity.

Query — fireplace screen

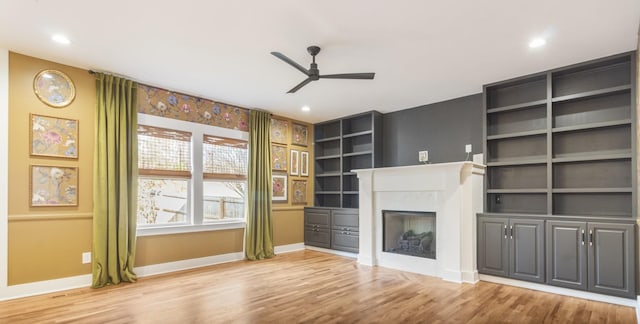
[383,210,436,259]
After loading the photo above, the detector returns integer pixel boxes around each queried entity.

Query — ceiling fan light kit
[271,46,375,93]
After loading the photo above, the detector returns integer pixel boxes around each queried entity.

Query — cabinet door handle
[509,226,513,240]
[589,230,593,246]
[581,230,585,245]
[504,225,507,239]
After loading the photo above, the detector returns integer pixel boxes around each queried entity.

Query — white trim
[274,243,305,254]
[0,48,8,291]
[636,296,640,323]
[479,274,637,307]
[137,221,245,237]
[305,245,358,259]
[134,252,245,277]
[0,274,91,302]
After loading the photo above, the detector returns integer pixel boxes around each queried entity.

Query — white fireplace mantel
[354,161,485,283]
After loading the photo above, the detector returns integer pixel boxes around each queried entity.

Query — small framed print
[290,149,299,176]
[30,165,78,207]
[300,151,309,177]
[271,144,287,171]
[271,118,289,144]
[33,69,76,108]
[291,122,308,147]
[30,114,78,158]
[272,173,287,202]
[291,180,307,205]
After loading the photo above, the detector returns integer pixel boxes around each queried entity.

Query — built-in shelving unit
[478,52,637,298]
[483,52,636,218]
[314,111,382,208]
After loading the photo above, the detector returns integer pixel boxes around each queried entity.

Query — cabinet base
[479,274,637,307]
[305,245,358,259]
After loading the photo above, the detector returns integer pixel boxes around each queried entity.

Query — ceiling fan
[271,46,375,93]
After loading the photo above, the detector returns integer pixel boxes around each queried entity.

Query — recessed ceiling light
[52,34,70,45]
[301,106,311,112]
[529,37,546,48]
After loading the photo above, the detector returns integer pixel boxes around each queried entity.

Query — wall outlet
[418,150,429,163]
[465,144,472,153]
[82,252,91,264]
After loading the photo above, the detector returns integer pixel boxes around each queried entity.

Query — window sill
[136,220,245,237]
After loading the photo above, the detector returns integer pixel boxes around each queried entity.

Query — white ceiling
[0,1,638,123]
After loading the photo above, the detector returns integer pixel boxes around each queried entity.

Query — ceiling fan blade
[287,78,313,93]
[271,52,309,75]
[320,73,375,80]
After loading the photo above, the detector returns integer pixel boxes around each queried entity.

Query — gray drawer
[332,210,359,230]
[305,229,330,248]
[305,209,331,226]
[331,230,359,253]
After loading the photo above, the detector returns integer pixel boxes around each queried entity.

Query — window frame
[136,113,249,237]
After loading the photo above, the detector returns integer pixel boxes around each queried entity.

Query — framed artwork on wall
[271,144,287,171]
[290,149,299,176]
[30,114,78,158]
[291,180,307,205]
[291,123,308,147]
[271,118,289,144]
[33,69,76,108]
[300,151,309,177]
[272,173,287,202]
[30,165,78,207]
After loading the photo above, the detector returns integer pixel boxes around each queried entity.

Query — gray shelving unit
[314,111,382,208]
[479,51,637,298]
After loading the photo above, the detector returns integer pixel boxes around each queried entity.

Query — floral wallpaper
[137,84,249,131]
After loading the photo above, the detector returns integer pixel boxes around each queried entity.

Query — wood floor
[0,250,635,323]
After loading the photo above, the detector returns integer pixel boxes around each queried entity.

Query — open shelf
[314,111,382,208]
[484,52,635,219]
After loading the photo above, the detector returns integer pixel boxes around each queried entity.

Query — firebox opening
[382,210,436,259]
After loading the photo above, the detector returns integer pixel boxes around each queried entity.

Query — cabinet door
[304,208,331,248]
[331,231,359,253]
[332,209,359,231]
[478,217,509,277]
[587,222,635,298]
[509,219,545,283]
[546,221,587,290]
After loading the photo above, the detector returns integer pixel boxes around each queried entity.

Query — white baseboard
[274,243,305,254]
[0,243,302,302]
[0,274,92,302]
[134,252,245,277]
[479,274,637,308]
[305,245,358,259]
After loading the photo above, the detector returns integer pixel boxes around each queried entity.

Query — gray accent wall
[382,93,483,166]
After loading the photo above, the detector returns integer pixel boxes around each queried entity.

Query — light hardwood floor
[0,250,635,323]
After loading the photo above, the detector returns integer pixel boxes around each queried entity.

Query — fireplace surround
[354,161,485,283]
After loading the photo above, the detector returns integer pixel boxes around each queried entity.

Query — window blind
[203,135,248,180]
[138,124,192,177]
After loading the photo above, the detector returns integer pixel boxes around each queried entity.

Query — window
[202,135,248,222]
[136,113,249,233]
[137,125,192,226]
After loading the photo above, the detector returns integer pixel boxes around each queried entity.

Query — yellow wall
[7,52,312,285]
[8,52,95,285]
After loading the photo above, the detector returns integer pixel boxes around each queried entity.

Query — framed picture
[291,180,307,205]
[271,118,289,144]
[290,149,299,176]
[30,165,78,207]
[272,173,287,202]
[291,123,308,147]
[33,69,76,108]
[271,144,287,171]
[300,151,309,177]
[30,114,78,158]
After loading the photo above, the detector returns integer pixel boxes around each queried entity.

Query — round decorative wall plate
[33,69,76,108]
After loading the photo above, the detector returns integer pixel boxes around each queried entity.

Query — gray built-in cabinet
[478,52,637,299]
[309,111,382,253]
[304,207,359,253]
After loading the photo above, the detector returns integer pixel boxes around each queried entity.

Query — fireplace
[383,210,436,259]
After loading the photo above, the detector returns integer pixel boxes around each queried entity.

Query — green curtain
[92,73,138,288]
[245,110,275,260]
